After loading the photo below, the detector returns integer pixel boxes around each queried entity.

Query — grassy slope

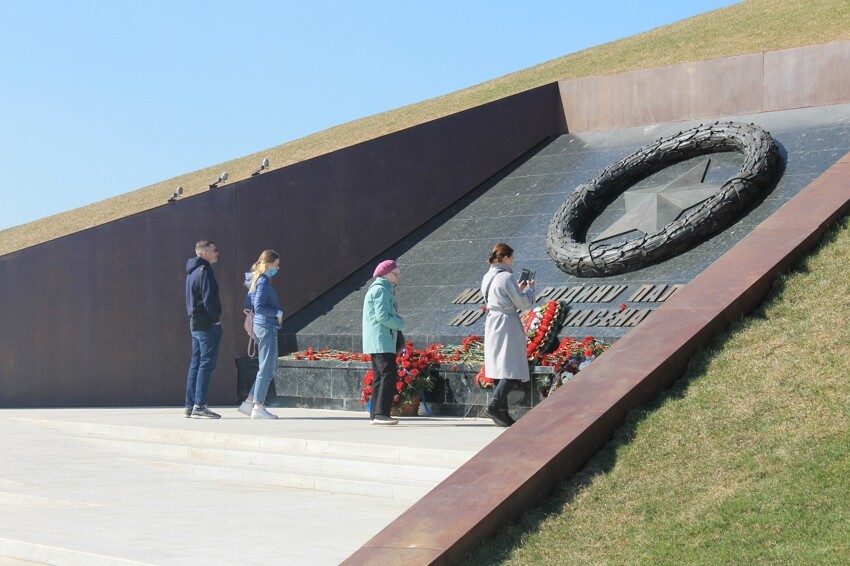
[464,217,850,564]
[2,0,849,256]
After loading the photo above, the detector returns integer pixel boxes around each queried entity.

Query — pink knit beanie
[373,260,398,278]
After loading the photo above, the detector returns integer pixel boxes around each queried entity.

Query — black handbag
[395,330,406,353]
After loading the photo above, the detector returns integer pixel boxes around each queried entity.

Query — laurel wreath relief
[545,122,780,277]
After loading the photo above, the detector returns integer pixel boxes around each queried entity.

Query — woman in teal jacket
[362,260,405,425]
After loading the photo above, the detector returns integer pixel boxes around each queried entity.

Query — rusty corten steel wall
[0,189,238,407]
[559,40,850,133]
[0,83,565,407]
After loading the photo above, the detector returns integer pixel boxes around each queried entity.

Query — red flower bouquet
[535,335,610,396]
[361,342,439,412]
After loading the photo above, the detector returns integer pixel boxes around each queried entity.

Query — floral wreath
[546,121,780,277]
[474,300,570,388]
[522,300,567,362]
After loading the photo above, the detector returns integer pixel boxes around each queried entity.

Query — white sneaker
[251,406,278,419]
[237,400,253,416]
[370,415,399,425]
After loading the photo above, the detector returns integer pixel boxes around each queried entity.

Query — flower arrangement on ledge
[392,342,440,409]
[472,300,609,394]
[535,335,610,396]
[283,339,483,415]
[281,300,610,402]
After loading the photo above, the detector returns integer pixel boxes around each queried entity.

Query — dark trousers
[370,353,398,419]
[491,378,515,406]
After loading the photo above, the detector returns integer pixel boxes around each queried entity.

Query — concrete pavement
[0,407,503,565]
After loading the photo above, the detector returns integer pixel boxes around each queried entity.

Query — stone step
[71,435,455,483]
[131,457,436,501]
[18,417,477,466]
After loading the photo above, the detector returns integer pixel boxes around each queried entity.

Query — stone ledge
[236,357,550,417]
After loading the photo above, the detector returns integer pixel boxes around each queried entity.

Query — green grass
[462,217,850,564]
[2,0,849,256]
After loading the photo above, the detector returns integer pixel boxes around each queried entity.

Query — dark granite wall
[284,104,850,352]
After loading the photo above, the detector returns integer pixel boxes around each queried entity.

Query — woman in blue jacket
[362,260,405,425]
[239,250,283,419]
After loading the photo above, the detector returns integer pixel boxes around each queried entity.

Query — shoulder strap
[483,267,506,304]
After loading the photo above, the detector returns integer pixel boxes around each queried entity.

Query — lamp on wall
[167,186,184,203]
[251,158,270,176]
[209,172,228,189]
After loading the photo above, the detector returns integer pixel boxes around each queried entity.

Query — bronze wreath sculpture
[545,121,780,277]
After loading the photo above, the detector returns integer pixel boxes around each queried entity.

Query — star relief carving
[593,160,720,242]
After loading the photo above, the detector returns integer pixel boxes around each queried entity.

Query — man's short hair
[195,240,215,256]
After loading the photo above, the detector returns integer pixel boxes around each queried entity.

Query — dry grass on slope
[2,0,849,257]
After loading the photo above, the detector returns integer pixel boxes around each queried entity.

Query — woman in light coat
[481,243,535,426]
[362,260,405,425]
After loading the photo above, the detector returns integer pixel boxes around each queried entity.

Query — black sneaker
[499,409,516,427]
[184,406,193,418]
[370,415,399,426]
[485,403,513,427]
[191,406,221,419]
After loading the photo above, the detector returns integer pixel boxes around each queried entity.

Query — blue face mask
[266,268,278,277]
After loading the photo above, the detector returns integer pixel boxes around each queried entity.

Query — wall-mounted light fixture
[167,186,184,203]
[251,158,270,176]
[209,172,228,189]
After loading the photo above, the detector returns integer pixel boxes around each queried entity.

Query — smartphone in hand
[518,268,531,283]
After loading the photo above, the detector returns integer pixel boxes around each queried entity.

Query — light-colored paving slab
[0,407,502,565]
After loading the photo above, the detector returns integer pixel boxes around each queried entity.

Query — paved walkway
[0,407,503,565]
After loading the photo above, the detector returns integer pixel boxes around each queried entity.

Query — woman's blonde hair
[249,250,280,293]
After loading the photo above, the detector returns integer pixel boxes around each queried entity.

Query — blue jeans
[185,324,223,408]
[251,324,278,405]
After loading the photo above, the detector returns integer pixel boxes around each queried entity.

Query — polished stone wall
[282,103,850,353]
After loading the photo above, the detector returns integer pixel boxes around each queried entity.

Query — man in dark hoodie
[184,240,223,418]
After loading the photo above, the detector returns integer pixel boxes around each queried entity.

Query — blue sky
[0,0,737,231]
